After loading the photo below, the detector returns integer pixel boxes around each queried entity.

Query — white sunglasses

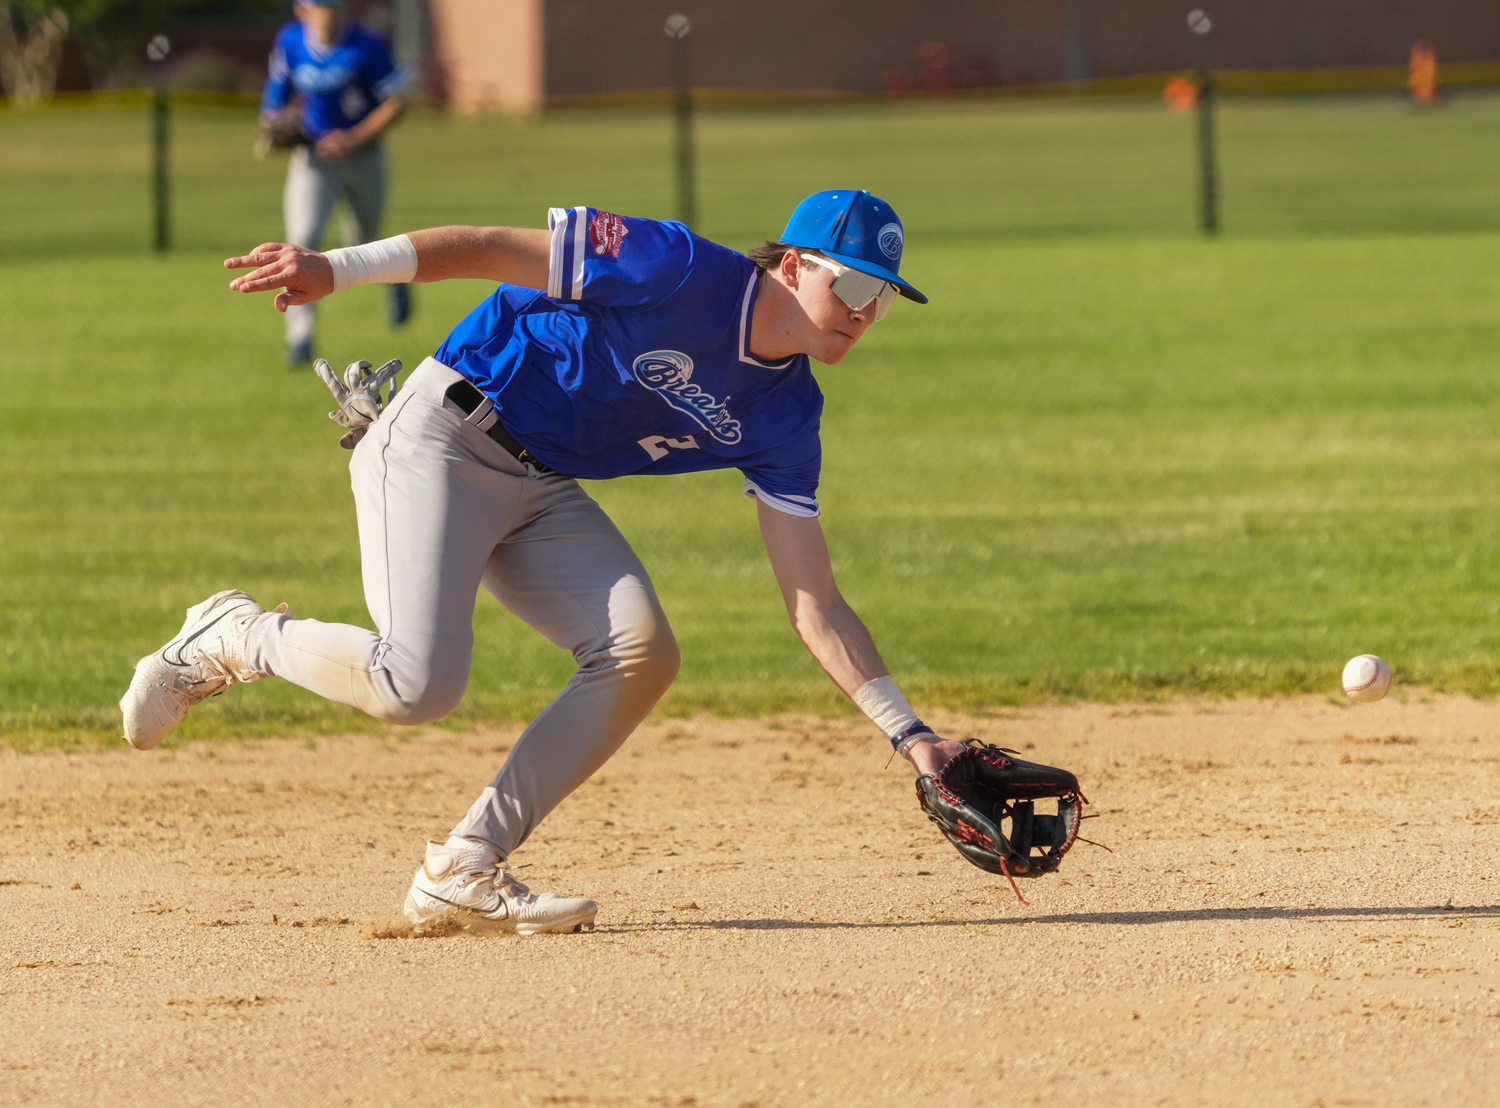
[799,253,899,321]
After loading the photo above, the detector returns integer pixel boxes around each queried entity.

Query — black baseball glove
[915,741,1086,900]
[255,107,307,158]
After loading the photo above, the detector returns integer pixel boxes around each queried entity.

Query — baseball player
[120,190,965,934]
[260,0,411,365]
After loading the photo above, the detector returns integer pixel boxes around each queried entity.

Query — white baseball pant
[282,142,389,349]
[238,357,681,857]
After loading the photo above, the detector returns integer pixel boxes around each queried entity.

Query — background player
[120,190,965,933]
[260,0,412,365]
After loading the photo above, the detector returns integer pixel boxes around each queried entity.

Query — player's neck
[746,272,804,364]
[305,14,345,47]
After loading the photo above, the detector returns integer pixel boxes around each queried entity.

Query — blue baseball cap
[780,189,927,304]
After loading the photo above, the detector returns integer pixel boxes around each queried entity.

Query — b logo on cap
[877,223,903,262]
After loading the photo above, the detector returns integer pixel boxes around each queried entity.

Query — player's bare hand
[905,737,966,777]
[224,243,335,312]
[315,129,358,158]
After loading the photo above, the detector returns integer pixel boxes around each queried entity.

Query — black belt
[444,379,555,474]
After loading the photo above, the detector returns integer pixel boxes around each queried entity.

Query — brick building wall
[545,0,1500,95]
[31,0,1500,105]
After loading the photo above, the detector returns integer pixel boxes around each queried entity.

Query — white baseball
[1342,654,1392,702]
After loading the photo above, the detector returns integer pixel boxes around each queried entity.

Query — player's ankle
[442,835,502,868]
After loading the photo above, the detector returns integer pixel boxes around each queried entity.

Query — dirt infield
[3,694,1500,1106]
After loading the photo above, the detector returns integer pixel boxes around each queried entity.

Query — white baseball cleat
[119,590,287,750]
[403,839,598,935]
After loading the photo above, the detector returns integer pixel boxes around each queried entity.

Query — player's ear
[778,249,801,289]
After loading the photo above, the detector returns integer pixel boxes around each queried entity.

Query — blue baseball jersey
[433,207,825,517]
[262,21,407,143]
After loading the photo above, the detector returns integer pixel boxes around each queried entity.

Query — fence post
[147,34,172,253]
[1188,10,1218,236]
[665,14,696,229]
[1063,0,1091,83]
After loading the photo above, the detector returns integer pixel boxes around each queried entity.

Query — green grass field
[5,93,1500,747]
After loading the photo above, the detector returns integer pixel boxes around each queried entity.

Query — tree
[0,0,277,103]
[0,3,79,103]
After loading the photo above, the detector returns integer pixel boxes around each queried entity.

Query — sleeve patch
[588,211,628,258]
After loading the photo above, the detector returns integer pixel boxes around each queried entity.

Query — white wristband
[852,675,921,739]
[325,234,418,292]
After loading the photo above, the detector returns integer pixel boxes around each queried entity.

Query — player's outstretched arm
[224,227,550,312]
[404,226,550,287]
[756,499,963,775]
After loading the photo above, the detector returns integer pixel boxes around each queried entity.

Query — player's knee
[591,599,679,694]
[634,617,681,693]
[367,671,468,726]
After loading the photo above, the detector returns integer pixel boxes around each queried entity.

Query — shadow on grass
[608,903,1500,934]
